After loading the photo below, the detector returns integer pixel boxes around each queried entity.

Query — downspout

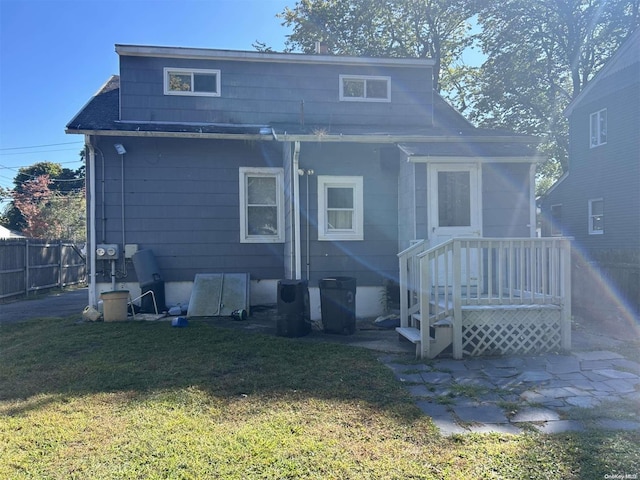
[293,141,302,280]
[85,135,97,307]
[120,151,127,276]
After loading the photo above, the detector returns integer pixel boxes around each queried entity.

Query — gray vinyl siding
[541,64,640,251]
[93,136,285,284]
[481,163,532,238]
[297,143,399,287]
[119,56,433,127]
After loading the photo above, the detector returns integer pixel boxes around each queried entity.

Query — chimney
[314,41,328,54]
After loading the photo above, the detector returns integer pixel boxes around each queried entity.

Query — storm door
[427,163,481,289]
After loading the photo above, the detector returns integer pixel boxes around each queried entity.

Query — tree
[278,0,478,93]
[473,0,640,192]
[2,159,85,235]
[12,174,85,240]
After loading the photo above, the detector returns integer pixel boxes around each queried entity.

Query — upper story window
[317,175,364,241]
[164,68,221,97]
[588,198,604,235]
[590,108,607,147]
[339,75,390,102]
[239,167,284,243]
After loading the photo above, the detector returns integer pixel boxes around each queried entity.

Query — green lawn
[1,317,638,479]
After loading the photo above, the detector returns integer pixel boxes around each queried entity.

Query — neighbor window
[550,204,563,236]
[318,176,364,241]
[588,198,604,234]
[590,108,607,147]
[339,75,390,102]
[239,167,284,243]
[164,68,221,96]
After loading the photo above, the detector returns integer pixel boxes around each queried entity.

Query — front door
[427,163,482,289]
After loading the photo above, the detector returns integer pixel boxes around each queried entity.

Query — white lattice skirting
[462,306,562,357]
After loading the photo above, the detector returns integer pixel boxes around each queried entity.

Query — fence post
[25,238,30,296]
[58,240,64,288]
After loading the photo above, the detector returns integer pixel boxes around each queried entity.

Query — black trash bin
[276,280,311,337]
[319,277,356,334]
[140,280,166,314]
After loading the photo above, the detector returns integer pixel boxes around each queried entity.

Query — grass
[1,317,639,479]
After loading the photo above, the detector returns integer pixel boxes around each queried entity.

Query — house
[67,44,570,358]
[540,29,640,317]
[0,225,24,239]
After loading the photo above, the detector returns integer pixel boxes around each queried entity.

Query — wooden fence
[0,238,86,301]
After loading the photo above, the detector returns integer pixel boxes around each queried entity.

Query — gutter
[66,128,540,146]
[65,128,274,141]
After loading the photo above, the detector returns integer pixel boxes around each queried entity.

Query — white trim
[427,163,482,245]
[588,198,604,235]
[117,44,435,68]
[339,75,391,102]
[529,163,537,237]
[239,167,285,243]
[317,175,364,241]
[164,67,221,97]
[407,155,540,164]
[589,108,607,148]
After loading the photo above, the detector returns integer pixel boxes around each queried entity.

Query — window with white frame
[164,68,221,96]
[588,198,604,234]
[590,108,607,147]
[317,176,364,241]
[550,204,563,236]
[339,75,390,102]
[239,167,284,243]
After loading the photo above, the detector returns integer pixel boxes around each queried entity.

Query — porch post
[452,240,463,359]
[399,254,409,328]
[561,238,572,350]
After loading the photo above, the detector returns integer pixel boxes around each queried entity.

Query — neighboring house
[540,29,640,316]
[0,225,24,239]
[67,44,570,358]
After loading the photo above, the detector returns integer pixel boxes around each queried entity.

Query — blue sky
[0,0,292,191]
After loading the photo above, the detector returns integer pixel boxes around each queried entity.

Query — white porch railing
[398,237,572,359]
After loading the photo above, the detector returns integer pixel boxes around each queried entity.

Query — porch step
[396,326,421,344]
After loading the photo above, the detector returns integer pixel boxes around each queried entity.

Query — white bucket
[82,305,101,322]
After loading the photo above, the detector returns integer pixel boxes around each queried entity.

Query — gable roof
[564,28,640,116]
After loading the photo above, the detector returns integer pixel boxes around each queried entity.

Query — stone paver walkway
[380,349,640,435]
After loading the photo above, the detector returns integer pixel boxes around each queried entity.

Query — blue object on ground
[171,316,188,328]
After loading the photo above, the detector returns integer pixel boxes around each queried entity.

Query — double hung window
[317,176,364,241]
[550,204,563,236]
[239,168,284,243]
[590,109,607,147]
[588,198,604,234]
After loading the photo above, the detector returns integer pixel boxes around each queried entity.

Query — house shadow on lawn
[0,310,422,419]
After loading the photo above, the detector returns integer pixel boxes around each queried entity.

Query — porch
[397,237,572,359]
